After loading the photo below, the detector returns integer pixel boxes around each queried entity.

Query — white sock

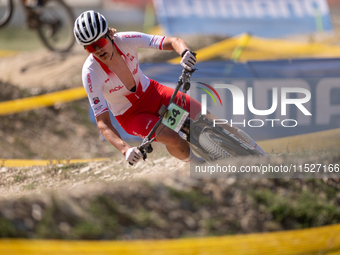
[182,149,206,164]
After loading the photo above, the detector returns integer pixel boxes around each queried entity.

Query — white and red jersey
[82,32,166,117]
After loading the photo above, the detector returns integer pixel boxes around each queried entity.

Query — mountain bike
[0,0,75,52]
[132,68,265,165]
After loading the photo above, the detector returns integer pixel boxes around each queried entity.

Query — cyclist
[74,11,266,165]
[74,10,205,165]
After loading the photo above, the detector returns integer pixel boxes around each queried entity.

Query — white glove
[180,50,197,71]
[125,147,143,165]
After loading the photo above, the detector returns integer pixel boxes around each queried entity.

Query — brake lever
[139,146,148,161]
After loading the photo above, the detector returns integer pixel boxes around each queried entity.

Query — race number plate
[162,103,189,133]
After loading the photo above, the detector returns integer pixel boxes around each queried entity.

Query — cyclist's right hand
[125,147,143,165]
[180,50,197,71]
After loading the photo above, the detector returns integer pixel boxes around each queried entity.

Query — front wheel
[198,127,261,161]
[36,0,75,52]
[0,0,14,28]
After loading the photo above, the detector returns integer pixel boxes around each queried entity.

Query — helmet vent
[74,11,109,46]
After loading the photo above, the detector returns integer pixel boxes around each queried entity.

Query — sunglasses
[85,37,109,53]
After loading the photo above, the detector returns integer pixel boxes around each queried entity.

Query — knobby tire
[37,0,75,52]
[198,128,261,161]
[0,0,14,28]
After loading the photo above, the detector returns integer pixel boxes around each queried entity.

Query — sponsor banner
[142,59,340,83]
[153,0,333,37]
[88,59,340,141]
[190,77,340,140]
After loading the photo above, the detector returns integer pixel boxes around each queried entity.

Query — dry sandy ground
[0,145,187,199]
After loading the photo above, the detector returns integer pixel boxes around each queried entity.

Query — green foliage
[250,184,340,229]
[0,217,17,237]
[71,221,103,240]
[134,208,153,226]
[168,188,214,208]
[35,203,63,239]
[81,195,122,239]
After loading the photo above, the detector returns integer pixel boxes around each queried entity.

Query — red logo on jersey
[123,35,141,39]
[126,53,135,61]
[133,131,145,139]
[132,63,138,75]
[93,97,100,104]
[87,73,93,93]
[104,78,110,83]
[109,85,124,93]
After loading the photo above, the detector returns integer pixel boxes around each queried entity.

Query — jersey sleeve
[82,68,108,118]
[117,32,166,51]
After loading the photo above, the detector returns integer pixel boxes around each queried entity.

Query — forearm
[163,37,191,55]
[98,124,130,156]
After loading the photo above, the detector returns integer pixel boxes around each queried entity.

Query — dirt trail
[0,151,339,239]
[0,145,185,199]
[0,48,86,92]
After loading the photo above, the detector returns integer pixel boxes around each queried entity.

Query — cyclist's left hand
[180,50,196,71]
[125,147,143,165]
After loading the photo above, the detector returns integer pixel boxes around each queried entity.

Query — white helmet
[74,10,108,46]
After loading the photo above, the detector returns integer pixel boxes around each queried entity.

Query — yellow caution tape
[230,33,251,61]
[168,33,340,64]
[0,224,339,254]
[167,35,240,64]
[0,87,87,116]
[0,158,110,168]
[235,36,340,62]
[0,50,18,58]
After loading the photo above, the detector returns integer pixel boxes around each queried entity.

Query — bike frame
[136,68,197,161]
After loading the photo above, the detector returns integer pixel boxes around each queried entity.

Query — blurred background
[1,0,340,51]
